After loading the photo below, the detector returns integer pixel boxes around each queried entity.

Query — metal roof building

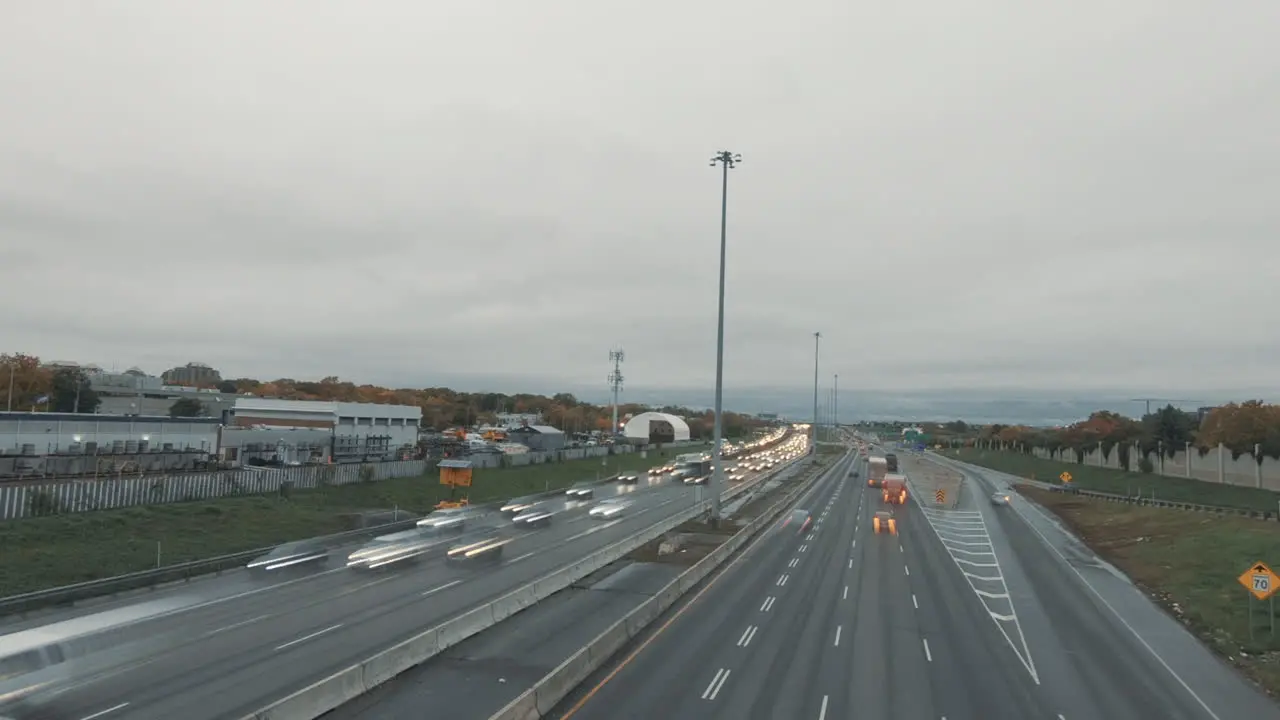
[508,424,566,452]
[622,412,691,444]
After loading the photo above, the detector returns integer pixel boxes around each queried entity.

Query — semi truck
[867,457,888,488]
[885,453,899,472]
[882,473,908,505]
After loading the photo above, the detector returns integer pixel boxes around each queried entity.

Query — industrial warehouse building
[507,425,566,452]
[224,398,422,464]
[0,397,423,475]
[0,412,222,478]
[622,412,691,444]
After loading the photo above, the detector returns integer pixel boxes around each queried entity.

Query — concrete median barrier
[625,596,661,634]
[488,450,853,720]
[436,604,496,650]
[588,621,630,665]
[533,649,596,716]
[491,584,538,623]
[255,664,366,720]
[361,629,438,689]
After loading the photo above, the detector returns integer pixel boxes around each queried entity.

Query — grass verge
[951,448,1280,513]
[1020,485,1280,695]
[1,451,674,598]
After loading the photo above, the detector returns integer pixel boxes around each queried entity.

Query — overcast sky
[3,1,1277,397]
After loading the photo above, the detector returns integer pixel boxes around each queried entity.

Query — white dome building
[622,411,691,444]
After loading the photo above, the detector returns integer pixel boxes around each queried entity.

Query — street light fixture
[708,150,741,526]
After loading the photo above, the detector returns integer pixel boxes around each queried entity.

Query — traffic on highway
[0,430,801,720]
[548,441,1280,720]
[4,430,1278,720]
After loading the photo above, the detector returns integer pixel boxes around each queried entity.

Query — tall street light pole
[812,331,821,449]
[708,150,741,526]
[834,373,839,436]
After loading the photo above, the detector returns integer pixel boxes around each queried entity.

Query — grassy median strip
[951,448,1280,513]
[0,451,681,598]
[1020,485,1280,695]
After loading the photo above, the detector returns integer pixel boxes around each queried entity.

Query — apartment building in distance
[161,362,223,387]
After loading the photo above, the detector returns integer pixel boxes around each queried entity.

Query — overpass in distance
[2,430,1278,719]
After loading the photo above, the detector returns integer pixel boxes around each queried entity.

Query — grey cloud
[2,1,1278,400]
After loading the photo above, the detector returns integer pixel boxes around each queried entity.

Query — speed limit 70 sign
[1239,562,1280,601]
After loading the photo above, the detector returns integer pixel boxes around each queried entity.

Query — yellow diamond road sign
[1059,471,1073,484]
[1238,561,1280,601]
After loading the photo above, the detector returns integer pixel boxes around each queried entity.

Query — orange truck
[867,457,888,488]
[882,473,908,505]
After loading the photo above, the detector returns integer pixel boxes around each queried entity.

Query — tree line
[961,401,1280,468]
[0,354,768,439]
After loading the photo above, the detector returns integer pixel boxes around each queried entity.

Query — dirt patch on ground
[900,454,964,509]
[1019,484,1280,696]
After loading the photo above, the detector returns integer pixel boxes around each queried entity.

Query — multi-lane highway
[327,449,826,719]
[551,450,1280,720]
[2,453,790,720]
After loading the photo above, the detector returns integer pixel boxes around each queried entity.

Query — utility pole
[708,150,741,526]
[5,363,13,412]
[608,347,625,436]
[812,332,821,448]
[834,373,839,435]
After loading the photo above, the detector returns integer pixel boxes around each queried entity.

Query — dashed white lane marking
[789,558,799,568]
[760,596,776,612]
[702,668,731,700]
[904,565,910,576]
[777,574,789,587]
[922,637,933,661]
[204,614,271,637]
[799,544,808,553]
[912,594,919,609]
[834,625,842,646]
[843,585,848,600]
[848,559,853,569]
[737,625,758,647]
[818,694,829,720]
[275,623,343,651]
[79,703,130,720]
[421,579,463,597]
[920,507,1039,684]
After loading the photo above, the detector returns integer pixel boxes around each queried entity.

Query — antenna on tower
[608,347,625,435]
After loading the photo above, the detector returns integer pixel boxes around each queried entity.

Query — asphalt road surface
[552,453,1280,720]
[324,453,822,719]
[8,463,780,720]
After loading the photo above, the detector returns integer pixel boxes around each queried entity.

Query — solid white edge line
[1015,496,1223,720]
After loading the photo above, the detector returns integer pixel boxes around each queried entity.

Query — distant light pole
[812,332,821,448]
[708,150,741,525]
[834,373,839,434]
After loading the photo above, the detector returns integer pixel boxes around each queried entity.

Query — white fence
[0,441,709,521]
[0,460,430,521]
[1022,442,1280,491]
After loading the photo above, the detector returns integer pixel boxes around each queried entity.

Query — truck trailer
[882,473,908,505]
[867,457,888,488]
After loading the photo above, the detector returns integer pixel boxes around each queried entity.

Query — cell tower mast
[608,347,625,435]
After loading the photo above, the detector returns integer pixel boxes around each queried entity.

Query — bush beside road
[1020,485,1280,696]
[0,451,673,598]
[951,447,1280,513]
